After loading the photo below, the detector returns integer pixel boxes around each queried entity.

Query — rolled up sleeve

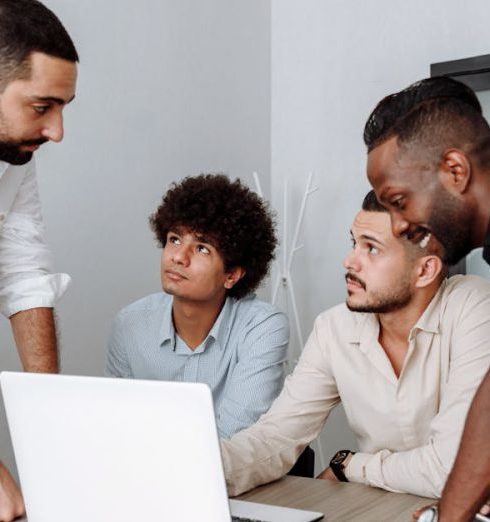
[0,161,70,317]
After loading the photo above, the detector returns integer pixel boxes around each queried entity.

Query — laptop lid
[1,372,230,522]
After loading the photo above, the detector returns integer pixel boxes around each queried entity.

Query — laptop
[0,372,323,522]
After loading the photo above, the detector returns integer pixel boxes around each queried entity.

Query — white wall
[271,0,490,464]
[0,0,270,474]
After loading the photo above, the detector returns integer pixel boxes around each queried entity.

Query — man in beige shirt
[221,190,490,499]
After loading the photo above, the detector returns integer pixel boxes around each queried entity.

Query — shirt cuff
[345,451,371,484]
[0,273,71,317]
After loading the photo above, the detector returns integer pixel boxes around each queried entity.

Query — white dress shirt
[0,159,70,318]
[221,275,490,498]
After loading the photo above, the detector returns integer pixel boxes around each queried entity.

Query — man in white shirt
[0,1,78,520]
[221,190,490,499]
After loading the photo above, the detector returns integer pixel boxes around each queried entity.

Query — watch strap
[329,449,355,482]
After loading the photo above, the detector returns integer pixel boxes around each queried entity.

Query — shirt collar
[159,294,235,351]
[409,280,445,336]
[483,218,490,265]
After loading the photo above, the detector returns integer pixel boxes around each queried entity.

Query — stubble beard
[346,280,413,314]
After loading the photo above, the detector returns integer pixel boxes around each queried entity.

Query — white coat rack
[253,171,325,470]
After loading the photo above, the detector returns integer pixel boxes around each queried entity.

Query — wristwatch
[329,449,355,482]
[418,506,438,522]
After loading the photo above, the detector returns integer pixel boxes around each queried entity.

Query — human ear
[224,267,246,289]
[440,149,471,194]
[415,255,444,288]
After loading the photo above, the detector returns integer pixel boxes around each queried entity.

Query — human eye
[167,233,181,245]
[32,104,50,115]
[367,244,380,255]
[350,237,356,248]
[389,195,405,210]
[197,244,210,254]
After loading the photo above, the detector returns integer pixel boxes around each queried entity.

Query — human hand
[412,503,436,521]
[480,498,490,518]
[0,462,25,521]
[413,499,490,521]
[317,466,338,481]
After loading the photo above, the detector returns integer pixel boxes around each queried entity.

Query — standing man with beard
[0,1,78,520]
[220,191,490,500]
[364,77,490,522]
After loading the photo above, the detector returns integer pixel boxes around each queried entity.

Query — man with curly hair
[106,174,289,439]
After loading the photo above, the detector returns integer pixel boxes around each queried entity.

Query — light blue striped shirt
[106,292,289,438]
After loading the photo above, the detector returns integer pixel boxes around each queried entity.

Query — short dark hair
[362,189,387,213]
[0,0,79,91]
[150,174,277,299]
[363,77,490,171]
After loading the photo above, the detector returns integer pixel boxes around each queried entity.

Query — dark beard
[428,190,474,265]
[0,138,47,165]
[346,291,411,314]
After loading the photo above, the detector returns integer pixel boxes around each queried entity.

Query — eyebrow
[30,94,76,105]
[194,233,215,246]
[350,230,385,246]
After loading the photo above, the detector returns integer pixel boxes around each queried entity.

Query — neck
[377,283,440,376]
[469,172,490,246]
[172,294,226,350]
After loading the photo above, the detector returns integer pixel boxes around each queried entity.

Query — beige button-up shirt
[221,275,490,498]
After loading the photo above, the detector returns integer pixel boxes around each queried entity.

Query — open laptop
[0,372,323,522]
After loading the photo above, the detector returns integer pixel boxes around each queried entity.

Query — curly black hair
[150,174,277,299]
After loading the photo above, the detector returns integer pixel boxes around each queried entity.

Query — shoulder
[116,292,171,321]
[232,294,288,327]
[435,275,490,333]
[440,274,490,306]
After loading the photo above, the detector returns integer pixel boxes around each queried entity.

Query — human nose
[343,248,360,272]
[390,211,410,237]
[41,111,64,143]
[172,244,191,266]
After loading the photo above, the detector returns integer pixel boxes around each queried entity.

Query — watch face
[331,450,350,466]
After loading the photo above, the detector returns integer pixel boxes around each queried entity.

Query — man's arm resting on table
[0,462,25,522]
[10,307,58,373]
[437,370,490,522]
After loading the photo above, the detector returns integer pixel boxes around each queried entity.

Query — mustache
[20,138,48,147]
[345,273,366,290]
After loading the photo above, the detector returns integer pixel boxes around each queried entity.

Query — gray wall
[0,0,271,474]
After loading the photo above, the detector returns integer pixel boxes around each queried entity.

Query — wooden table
[238,475,432,521]
[17,475,432,521]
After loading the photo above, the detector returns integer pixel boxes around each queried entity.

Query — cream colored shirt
[221,275,490,498]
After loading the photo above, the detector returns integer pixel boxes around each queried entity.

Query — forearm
[10,307,59,373]
[438,370,490,522]
[346,446,446,498]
